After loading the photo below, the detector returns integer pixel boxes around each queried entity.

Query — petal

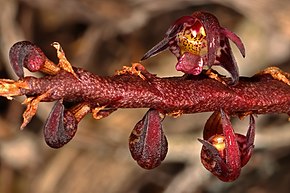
[9,41,26,78]
[9,41,46,78]
[246,115,255,147]
[221,28,245,57]
[198,138,229,177]
[192,11,221,67]
[220,110,241,175]
[241,114,255,166]
[214,38,239,84]
[203,111,223,140]
[175,52,204,75]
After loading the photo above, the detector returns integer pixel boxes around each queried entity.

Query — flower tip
[141,38,169,61]
[9,41,46,78]
[221,28,246,58]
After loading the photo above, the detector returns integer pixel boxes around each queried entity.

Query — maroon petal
[214,38,239,84]
[246,115,255,147]
[240,114,255,166]
[220,110,241,176]
[193,12,242,84]
[44,100,78,148]
[9,41,26,78]
[129,109,168,169]
[198,138,229,177]
[221,28,245,57]
[192,11,221,68]
[203,111,223,140]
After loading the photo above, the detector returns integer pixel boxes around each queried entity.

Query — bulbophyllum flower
[141,11,245,84]
[198,110,255,182]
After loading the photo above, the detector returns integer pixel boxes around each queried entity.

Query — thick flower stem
[14,66,289,117]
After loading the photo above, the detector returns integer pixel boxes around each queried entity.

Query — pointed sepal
[214,38,240,84]
[198,138,229,177]
[141,38,169,61]
[221,28,245,57]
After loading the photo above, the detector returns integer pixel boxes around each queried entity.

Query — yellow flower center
[177,21,208,56]
[210,134,226,153]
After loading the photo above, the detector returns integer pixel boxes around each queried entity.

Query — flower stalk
[0,39,289,181]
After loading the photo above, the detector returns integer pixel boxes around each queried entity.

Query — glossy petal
[129,109,168,169]
[220,110,241,179]
[203,111,223,140]
[240,114,255,166]
[191,11,221,68]
[175,52,204,75]
[214,37,239,84]
[221,28,245,57]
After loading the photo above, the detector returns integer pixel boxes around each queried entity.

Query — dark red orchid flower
[141,11,245,84]
[198,110,255,182]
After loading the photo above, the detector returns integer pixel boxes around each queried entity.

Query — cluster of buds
[8,41,92,148]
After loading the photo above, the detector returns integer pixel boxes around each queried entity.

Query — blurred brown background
[0,0,290,193]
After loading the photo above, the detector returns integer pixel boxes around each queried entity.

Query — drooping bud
[43,100,78,148]
[129,109,168,169]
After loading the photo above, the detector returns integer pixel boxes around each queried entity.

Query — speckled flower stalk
[1,41,289,115]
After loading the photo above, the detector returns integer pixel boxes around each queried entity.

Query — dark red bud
[43,100,78,148]
[129,109,168,169]
[9,41,46,78]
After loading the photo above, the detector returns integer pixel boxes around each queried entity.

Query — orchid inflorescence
[139,11,252,181]
[1,11,289,182]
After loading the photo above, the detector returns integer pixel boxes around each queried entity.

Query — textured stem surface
[20,68,290,116]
